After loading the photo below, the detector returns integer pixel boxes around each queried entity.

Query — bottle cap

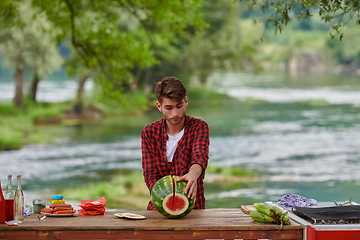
[51,195,64,200]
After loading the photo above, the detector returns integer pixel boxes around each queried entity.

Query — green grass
[30,108,63,124]
[0,102,21,115]
[188,87,234,102]
[294,99,329,105]
[61,170,149,210]
[207,164,257,177]
[58,165,258,210]
[0,100,73,150]
[0,128,23,150]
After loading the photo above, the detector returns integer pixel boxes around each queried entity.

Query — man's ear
[156,101,162,112]
[185,97,188,106]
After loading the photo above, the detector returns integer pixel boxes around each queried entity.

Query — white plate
[41,213,77,217]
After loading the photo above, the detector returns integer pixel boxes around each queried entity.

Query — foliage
[295,99,329,105]
[326,23,360,64]
[61,170,149,209]
[0,1,64,79]
[1,0,359,112]
[59,165,257,209]
[0,101,73,149]
[239,0,360,40]
[32,0,207,100]
[187,86,235,102]
[0,0,208,108]
[0,102,20,116]
[0,127,22,151]
[137,1,265,87]
[207,164,257,178]
[30,108,64,123]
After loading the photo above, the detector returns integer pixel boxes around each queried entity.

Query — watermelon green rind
[114,213,124,218]
[114,213,146,219]
[151,175,195,219]
[121,213,146,220]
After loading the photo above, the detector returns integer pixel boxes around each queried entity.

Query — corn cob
[279,212,291,225]
[250,210,276,223]
[251,203,291,229]
[254,203,273,217]
[270,205,285,217]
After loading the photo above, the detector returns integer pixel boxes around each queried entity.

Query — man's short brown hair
[155,77,187,103]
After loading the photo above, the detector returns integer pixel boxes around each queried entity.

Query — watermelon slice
[114,212,146,220]
[114,213,124,218]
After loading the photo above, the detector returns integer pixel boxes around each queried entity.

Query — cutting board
[240,205,257,214]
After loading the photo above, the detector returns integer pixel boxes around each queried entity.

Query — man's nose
[172,109,180,116]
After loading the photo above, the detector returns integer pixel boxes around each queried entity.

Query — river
[1,69,360,209]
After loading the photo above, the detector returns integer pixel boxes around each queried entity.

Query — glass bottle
[14,174,24,223]
[5,174,15,222]
[0,180,6,223]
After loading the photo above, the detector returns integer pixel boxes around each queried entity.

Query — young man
[141,76,210,210]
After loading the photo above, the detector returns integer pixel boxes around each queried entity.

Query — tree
[134,0,265,89]
[180,1,264,82]
[0,1,64,107]
[0,0,207,110]
[238,0,360,40]
[326,24,360,67]
[33,0,207,109]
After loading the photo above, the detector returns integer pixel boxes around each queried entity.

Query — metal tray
[293,205,360,221]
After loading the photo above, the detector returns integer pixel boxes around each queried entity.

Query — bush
[207,164,257,178]
[30,108,63,124]
[0,103,20,116]
[0,128,23,150]
[61,170,149,209]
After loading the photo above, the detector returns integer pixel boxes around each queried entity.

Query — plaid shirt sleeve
[141,119,165,191]
[141,116,210,210]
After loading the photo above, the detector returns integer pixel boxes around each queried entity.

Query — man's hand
[177,164,202,199]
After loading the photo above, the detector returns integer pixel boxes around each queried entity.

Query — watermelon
[151,175,195,219]
[114,212,146,220]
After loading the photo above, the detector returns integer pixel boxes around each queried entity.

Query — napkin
[78,197,107,216]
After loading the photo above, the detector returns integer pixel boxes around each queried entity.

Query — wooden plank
[0,229,303,239]
[0,209,303,240]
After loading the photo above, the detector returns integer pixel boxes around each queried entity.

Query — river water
[1,70,360,209]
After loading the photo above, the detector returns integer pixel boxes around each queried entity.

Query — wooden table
[0,208,303,240]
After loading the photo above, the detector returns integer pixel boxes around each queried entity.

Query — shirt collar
[161,115,188,141]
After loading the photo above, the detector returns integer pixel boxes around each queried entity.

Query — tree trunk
[28,72,40,102]
[13,56,24,108]
[143,68,153,96]
[74,69,91,114]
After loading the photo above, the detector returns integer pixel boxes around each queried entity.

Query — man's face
[156,97,188,126]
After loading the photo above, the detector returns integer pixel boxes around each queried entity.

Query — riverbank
[58,167,259,210]
[0,86,235,151]
[0,101,72,150]
[1,89,261,210]
[2,71,360,213]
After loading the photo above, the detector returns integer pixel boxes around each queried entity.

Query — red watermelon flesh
[163,193,189,215]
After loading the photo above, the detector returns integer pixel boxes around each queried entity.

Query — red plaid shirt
[141,115,210,210]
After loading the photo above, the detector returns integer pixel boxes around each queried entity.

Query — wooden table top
[0,208,303,240]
